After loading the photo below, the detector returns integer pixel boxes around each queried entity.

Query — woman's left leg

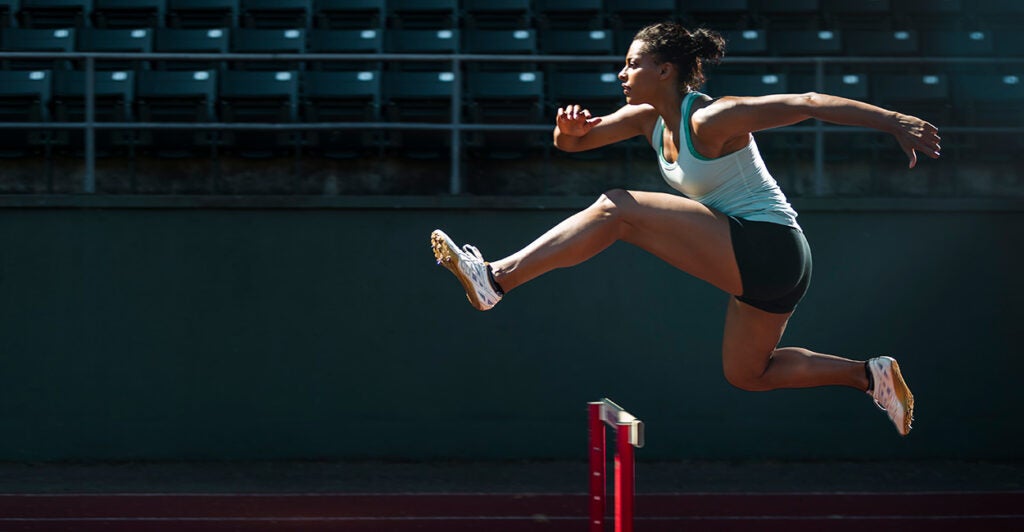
[720,297,869,392]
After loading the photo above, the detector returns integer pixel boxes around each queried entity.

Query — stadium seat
[534,0,603,30]
[76,27,153,70]
[770,30,843,56]
[302,69,382,157]
[820,0,890,30]
[384,28,458,53]
[721,29,769,55]
[891,0,961,13]
[240,0,309,29]
[548,70,623,114]
[312,0,382,29]
[302,69,379,121]
[462,0,530,30]
[166,0,237,29]
[464,28,535,54]
[872,73,951,127]
[606,0,675,36]
[230,27,305,70]
[756,0,821,30]
[307,28,382,70]
[953,72,1023,161]
[682,0,752,30]
[382,70,455,158]
[922,30,995,57]
[219,69,300,156]
[465,71,544,121]
[383,70,454,117]
[954,73,1023,126]
[51,67,133,120]
[464,70,545,158]
[153,27,229,70]
[17,0,90,28]
[845,29,918,56]
[890,0,962,30]
[993,30,1024,57]
[706,73,789,96]
[91,0,163,29]
[820,0,889,13]
[976,0,1024,12]
[135,69,217,155]
[540,28,614,55]
[311,0,385,29]
[0,27,76,70]
[0,0,19,27]
[219,69,297,121]
[0,70,53,157]
[52,69,135,154]
[136,68,214,119]
[789,72,869,100]
[387,0,456,29]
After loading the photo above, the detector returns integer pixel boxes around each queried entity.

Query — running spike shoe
[867,356,915,436]
[431,229,502,311]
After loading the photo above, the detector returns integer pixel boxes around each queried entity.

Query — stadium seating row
[1,68,1019,126]
[1,26,1022,59]
[0,0,1021,31]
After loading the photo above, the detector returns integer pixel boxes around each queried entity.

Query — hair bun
[691,27,726,64]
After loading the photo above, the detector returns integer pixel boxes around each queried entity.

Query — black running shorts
[727,216,812,314]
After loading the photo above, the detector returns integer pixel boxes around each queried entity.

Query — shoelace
[461,244,484,262]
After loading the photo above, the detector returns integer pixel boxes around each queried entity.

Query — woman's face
[617,40,665,105]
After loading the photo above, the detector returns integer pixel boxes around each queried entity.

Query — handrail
[1,50,1020,194]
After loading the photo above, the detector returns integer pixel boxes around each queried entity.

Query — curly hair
[633,22,726,92]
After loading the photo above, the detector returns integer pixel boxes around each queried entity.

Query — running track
[2,492,1023,531]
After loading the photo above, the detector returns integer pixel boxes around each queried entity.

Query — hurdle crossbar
[589,398,643,532]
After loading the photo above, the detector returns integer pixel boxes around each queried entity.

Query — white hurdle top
[591,398,644,448]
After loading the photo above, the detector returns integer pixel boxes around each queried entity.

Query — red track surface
[1,492,1022,531]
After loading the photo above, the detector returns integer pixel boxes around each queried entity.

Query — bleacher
[0,0,1020,196]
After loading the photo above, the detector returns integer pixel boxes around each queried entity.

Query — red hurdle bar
[588,398,644,532]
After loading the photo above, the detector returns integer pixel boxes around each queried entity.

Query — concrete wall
[0,203,1020,461]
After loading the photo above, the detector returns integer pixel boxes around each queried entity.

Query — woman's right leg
[490,189,742,295]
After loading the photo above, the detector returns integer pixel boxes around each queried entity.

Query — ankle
[486,264,505,296]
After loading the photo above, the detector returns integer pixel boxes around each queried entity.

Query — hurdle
[589,398,644,532]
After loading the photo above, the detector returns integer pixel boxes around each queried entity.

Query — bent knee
[590,189,637,221]
[722,362,772,392]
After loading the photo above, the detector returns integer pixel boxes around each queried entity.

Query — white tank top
[651,92,800,229]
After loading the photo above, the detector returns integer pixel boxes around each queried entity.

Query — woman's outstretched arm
[695,92,941,167]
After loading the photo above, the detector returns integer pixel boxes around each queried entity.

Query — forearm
[801,92,900,133]
[553,127,585,152]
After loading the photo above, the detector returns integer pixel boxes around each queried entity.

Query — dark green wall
[0,205,1021,461]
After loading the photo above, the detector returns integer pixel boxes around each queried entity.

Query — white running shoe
[867,356,915,436]
[431,229,502,311]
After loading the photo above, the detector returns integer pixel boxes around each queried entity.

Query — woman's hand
[556,104,602,137]
[892,113,941,168]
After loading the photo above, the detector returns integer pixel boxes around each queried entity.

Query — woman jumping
[430,22,940,436]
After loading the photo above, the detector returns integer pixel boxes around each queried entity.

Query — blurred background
[0,0,1021,472]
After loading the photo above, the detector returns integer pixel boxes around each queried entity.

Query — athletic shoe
[867,356,915,436]
[430,229,502,311]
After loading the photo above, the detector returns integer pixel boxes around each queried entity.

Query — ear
[659,62,675,81]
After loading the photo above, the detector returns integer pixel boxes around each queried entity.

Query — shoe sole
[886,357,915,436]
[431,230,487,311]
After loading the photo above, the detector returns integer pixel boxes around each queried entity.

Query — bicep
[695,94,816,140]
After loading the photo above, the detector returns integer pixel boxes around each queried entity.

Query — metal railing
[1,51,1022,195]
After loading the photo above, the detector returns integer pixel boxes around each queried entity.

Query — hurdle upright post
[588,402,606,532]
[615,421,635,532]
[588,398,644,532]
